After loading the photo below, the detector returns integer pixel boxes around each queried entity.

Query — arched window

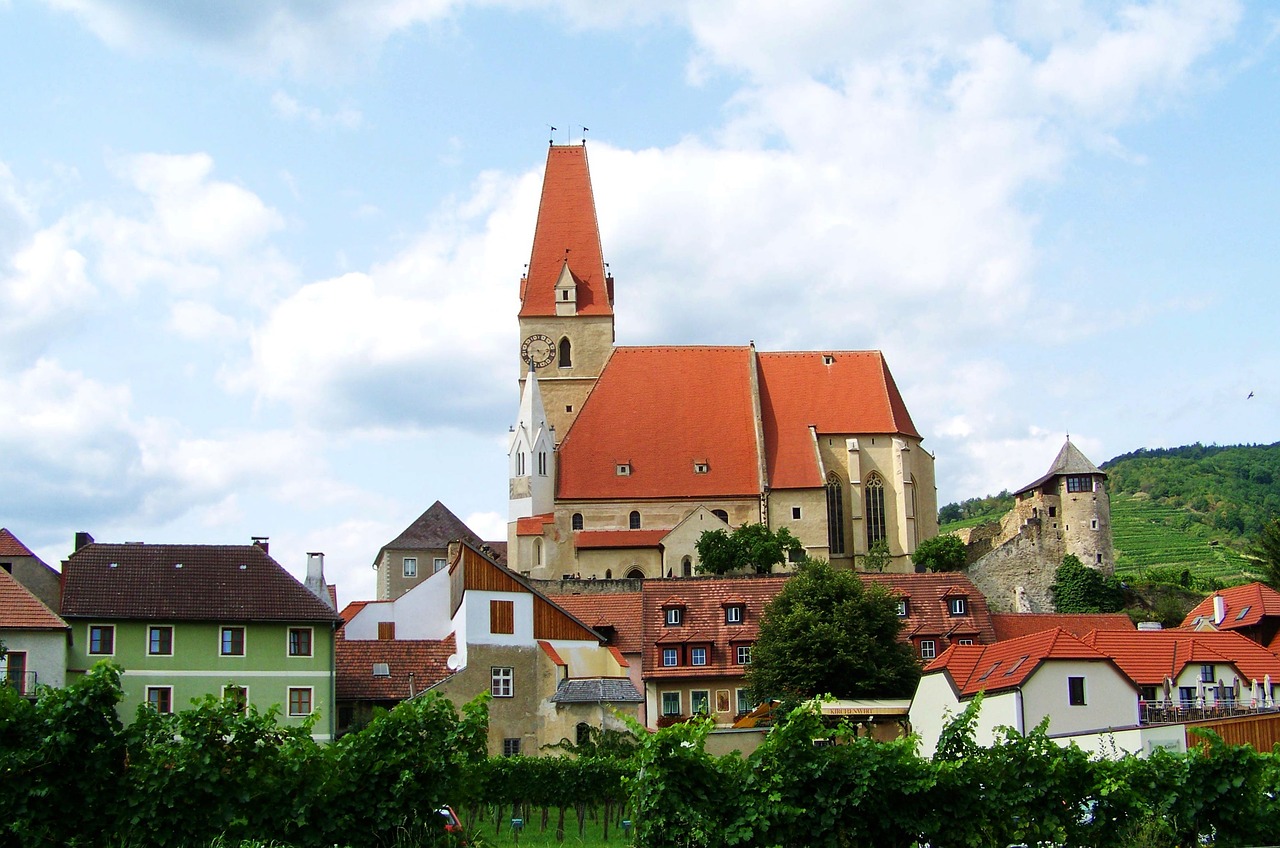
[629,511,641,529]
[826,472,846,555]
[576,722,591,745]
[605,569,612,579]
[711,509,728,523]
[626,567,645,579]
[532,537,543,567]
[558,337,572,367]
[572,513,584,530]
[865,473,886,548]
[681,556,692,577]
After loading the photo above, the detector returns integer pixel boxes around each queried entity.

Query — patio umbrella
[1163,677,1174,706]
[1267,674,1273,707]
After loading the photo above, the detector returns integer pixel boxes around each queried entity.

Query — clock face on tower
[521,334,556,369]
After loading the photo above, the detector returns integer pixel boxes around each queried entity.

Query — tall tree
[911,534,968,572]
[746,559,920,704]
[695,523,802,575]
[1050,554,1124,613]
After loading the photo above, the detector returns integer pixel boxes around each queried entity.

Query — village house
[1,563,69,697]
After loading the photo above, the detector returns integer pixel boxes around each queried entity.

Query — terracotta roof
[1181,583,1280,631]
[338,600,379,625]
[0,528,37,557]
[538,640,566,667]
[1016,439,1104,495]
[61,542,342,623]
[519,145,612,318]
[377,501,503,565]
[991,612,1134,641]
[862,572,998,645]
[925,628,1113,697]
[1081,629,1280,686]
[516,513,555,536]
[558,346,762,499]
[0,567,67,630]
[574,530,668,549]
[758,351,920,489]
[547,591,643,654]
[335,631,455,701]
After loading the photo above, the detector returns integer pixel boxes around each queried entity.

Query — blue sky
[2,0,1277,601]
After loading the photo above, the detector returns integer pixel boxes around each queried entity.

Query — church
[507,144,938,580]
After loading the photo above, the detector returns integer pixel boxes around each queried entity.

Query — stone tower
[517,143,615,440]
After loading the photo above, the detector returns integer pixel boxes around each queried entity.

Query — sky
[2,0,1278,603]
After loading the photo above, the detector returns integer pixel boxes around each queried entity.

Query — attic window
[979,661,1002,681]
[949,597,968,616]
[616,463,631,476]
[665,607,683,626]
[1236,606,1251,621]
[823,355,835,365]
[896,599,909,618]
[372,663,390,678]
[1003,655,1029,676]
[693,462,709,474]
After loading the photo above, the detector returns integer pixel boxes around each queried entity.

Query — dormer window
[666,607,683,626]
[823,354,835,365]
[725,605,743,624]
[693,461,709,474]
[616,463,631,476]
[949,597,968,616]
[896,598,909,618]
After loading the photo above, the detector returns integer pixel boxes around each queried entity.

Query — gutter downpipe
[1016,689,1025,737]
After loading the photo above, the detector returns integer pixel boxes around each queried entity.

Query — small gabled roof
[1016,439,1105,495]
[1081,629,1280,686]
[0,568,67,630]
[61,542,341,623]
[549,677,644,704]
[1181,583,1280,631]
[926,628,1113,697]
[335,631,456,701]
[0,528,37,558]
[863,572,998,644]
[547,591,643,654]
[992,612,1135,642]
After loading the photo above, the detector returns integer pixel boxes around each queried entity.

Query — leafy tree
[859,539,890,572]
[1051,554,1125,613]
[746,559,920,705]
[695,522,802,575]
[1252,516,1280,589]
[911,533,967,572]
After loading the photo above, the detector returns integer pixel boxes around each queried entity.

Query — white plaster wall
[344,565,452,640]
[465,591,535,646]
[1021,660,1138,736]
[1053,726,1186,759]
[910,675,1021,758]
[0,629,66,689]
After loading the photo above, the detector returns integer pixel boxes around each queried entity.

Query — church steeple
[508,368,555,521]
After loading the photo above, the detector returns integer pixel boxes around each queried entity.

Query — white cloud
[0,224,93,363]
[271,90,363,129]
[168,300,242,342]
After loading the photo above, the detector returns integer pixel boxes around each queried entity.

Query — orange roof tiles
[519,145,611,318]
[1181,582,1280,631]
[335,631,455,701]
[557,347,762,499]
[758,351,920,489]
[516,513,555,536]
[0,568,66,630]
[991,612,1135,642]
[1081,629,1280,686]
[547,591,643,654]
[926,628,1113,697]
[574,530,668,549]
[862,572,998,645]
[0,528,37,558]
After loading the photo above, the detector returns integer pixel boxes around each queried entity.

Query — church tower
[518,143,615,439]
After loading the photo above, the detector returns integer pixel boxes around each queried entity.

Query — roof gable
[0,528,37,558]
[0,567,67,630]
[926,628,1111,697]
[1016,439,1104,495]
[382,500,486,554]
[1081,629,1280,685]
[1181,582,1280,631]
[454,542,602,643]
[547,591,643,654]
[61,542,341,622]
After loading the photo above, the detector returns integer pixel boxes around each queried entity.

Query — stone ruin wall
[964,518,1066,613]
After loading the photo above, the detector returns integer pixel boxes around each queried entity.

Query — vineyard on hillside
[1111,494,1258,584]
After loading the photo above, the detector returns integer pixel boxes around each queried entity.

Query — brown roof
[991,612,1134,641]
[1181,582,1280,631]
[926,628,1115,697]
[335,631,455,701]
[547,591,644,654]
[864,572,998,644]
[1016,439,1104,495]
[0,528,37,558]
[378,501,504,565]
[0,567,67,630]
[61,542,341,623]
[519,145,612,318]
[1080,629,1280,686]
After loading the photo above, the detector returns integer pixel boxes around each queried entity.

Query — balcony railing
[1,670,37,697]
[1140,698,1280,725]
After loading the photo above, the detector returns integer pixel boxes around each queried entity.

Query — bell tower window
[559,337,572,367]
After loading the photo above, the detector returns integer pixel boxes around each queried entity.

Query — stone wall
[965,520,1062,613]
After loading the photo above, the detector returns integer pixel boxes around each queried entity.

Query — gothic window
[629,511,641,529]
[559,337,572,367]
[572,512,584,530]
[712,509,728,522]
[626,567,645,579]
[532,537,543,567]
[865,473,886,548]
[681,556,692,577]
[826,473,846,555]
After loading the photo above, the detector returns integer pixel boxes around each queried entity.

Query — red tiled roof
[1081,629,1280,686]
[516,514,554,536]
[925,628,1112,697]
[991,612,1135,642]
[548,592,643,654]
[1181,583,1280,631]
[0,567,67,630]
[539,640,566,666]
[519,145,612,318]
[558,346,762,499]
[339,600,380,624]
[335,631,455,701]
[574,530,668,549]
[862,572,998,645]
[0,528,37,558]
[60,542,341,623]
[758,351,920,489]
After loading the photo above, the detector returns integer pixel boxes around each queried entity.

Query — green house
[60,538,342,741]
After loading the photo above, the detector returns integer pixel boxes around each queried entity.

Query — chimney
[1213,594,1226,626]
[74,531,94,551]
[251,536,269,554]
[305,552,334,609]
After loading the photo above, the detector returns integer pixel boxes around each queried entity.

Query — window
[490,600,515,635]
[377,621,396,640]
[146,686,172,713]
[896,599,909,618]
[502,738,522,756]
[403,557,417,578]
[826,473,846,555]
[616,463,631,476]
[1179,686,1197,708]
[712,509,728,522]
[491,667,513,698]
[576,722,591,745]
[691,647,708,666]
[958,639,975,646]
[736,688,753,715]
[663,648,678,667]
[433,557,448,573]
[223,686,248,714]
[629,510,641,529]
[865,474,886,548]
[2,652,28,696]
[1140,685,1158,702]
[1068,676,1086,706]
[725,605,743,624]
[1200,664,1215,683]
[736,645,751,665]
[665,607,683,626]
[288,628,313,657]
[949,597,968,616]
[572,512,584,530]
[220,627,245,657]
[1048,506,1057,517]
[788,547,805,562]
[791,506,802,520]
[691,690,710,715]
[694,462,709,474]
[148,625,173,656]
[89,624,115,656]
[1067,475,1093,493]
[920,640,936,660]
[288,687,313,716]
[516,452,526,476]
[538,451,547,475]
[558,337,572,367]
[661,691,681,716]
